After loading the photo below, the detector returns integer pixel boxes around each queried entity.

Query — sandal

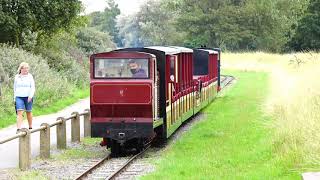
[16,129,21,134]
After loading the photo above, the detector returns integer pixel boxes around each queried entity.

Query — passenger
[14,62,35,134]
[128,60,147,78]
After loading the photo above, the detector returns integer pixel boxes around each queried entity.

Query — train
[89,46,221,155]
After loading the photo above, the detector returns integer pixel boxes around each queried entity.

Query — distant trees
[0,0,82,46]
[164,0,309,52]
[118,0,316,52]
[290,0,320,50]
[1,0,318,52]
[76,28,116,55]
[118,0,185,47]
[87,0,122,47]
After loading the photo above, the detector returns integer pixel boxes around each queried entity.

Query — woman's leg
[26,112,33,129]
[25,97,33,129]
[16,110,24,129]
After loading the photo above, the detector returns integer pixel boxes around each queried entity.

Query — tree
[88,0,122,47]
[290,0,320,50]
[137,0,185,46]
[76,28,116,55]
[165,0,309,52]
[0,0,81,46]
[118,15,145,47]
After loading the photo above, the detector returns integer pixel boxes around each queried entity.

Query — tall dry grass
[223,52,320,170]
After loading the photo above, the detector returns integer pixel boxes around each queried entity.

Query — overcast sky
[80,0,147,15]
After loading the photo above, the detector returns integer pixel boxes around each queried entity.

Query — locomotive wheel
[110,140,121,157]
[136,139,144,153]
[136,147,143,153]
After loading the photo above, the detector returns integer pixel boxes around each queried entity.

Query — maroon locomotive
[90,46,221,155]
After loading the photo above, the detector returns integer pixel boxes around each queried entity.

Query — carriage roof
[198,49,219,54]
[169,46,193,53]
[145,46,181,55]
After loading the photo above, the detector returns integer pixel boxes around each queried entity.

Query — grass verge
[52,137,105,160]
[143,71,300,179]
[0,88,89,129]
[8,170,47,180]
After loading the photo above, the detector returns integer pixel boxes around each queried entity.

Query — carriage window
[170,57,175,76]
[94,58,149,79]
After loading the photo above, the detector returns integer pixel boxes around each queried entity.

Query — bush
[35,31,89,88]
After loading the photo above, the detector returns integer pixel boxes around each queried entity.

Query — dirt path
[0,98,89,169]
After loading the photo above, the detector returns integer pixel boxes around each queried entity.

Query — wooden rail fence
[0,109,91,171]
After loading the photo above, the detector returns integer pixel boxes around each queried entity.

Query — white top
[169,46,193,53]
[145,46,180,55]
[14,74,35,99]
[198,49,219,54]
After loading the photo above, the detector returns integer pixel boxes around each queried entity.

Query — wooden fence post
[40,123,50,159]
[56,117,66,149]
[71,112,80,142]
[84,109,91,137]
[19,128,30,171]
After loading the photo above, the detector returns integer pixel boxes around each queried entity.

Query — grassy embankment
[143,52,320,179]
[225,52,320,171]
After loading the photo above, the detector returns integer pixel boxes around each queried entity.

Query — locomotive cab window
[94,58,149,79]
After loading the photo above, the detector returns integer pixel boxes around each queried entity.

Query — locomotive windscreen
[94,58,149,79]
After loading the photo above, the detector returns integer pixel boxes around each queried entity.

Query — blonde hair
[17,62,30,74]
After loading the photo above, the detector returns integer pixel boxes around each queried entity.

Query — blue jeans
[15,97,33,112]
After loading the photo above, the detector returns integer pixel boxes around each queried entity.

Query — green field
[143,71,301,179]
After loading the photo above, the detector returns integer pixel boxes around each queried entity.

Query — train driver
[128,59,147,78]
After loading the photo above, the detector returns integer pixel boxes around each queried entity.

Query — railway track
[75,144,151,180]
[220,75,235,89]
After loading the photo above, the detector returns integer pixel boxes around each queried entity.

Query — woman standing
[14,62,35,133]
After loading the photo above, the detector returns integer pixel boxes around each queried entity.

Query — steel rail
[220,75,235,89]
[74,140,152,180]
[107,143,152,180]
[74,154,112,180]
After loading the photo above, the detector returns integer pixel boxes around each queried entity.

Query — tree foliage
[168,0,309,51]
[290,0,320,50]
[119,0,312,52]
[88,0,122,47]
[0,0,82,46]
[76,28,116,55]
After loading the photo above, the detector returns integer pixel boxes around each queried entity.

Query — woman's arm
[29,74,35,99]
[13,75,17,101]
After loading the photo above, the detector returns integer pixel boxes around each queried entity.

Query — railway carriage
[90,46,221,155]
[193,48,220,111]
